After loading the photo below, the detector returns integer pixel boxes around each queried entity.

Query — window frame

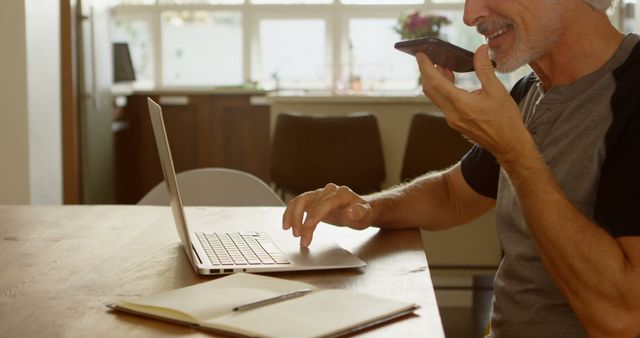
[248,7,334,88]
[110,10,159,86]
[111,1,468,89]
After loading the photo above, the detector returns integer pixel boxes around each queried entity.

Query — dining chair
[138,167,284,206]
[269,112,385,198]
[401,112,472,182]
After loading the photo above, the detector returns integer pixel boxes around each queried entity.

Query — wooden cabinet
[114,93,270,204]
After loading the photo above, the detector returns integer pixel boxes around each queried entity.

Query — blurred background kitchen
[1,1,637,336]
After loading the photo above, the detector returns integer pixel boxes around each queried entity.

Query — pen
[233,289,313,311]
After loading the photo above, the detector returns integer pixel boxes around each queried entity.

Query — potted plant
[394,10,451,40]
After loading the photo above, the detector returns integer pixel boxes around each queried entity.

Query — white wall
[0,0,62,205]
[26,0,62,204]
[0,0,30,204]
[637,0,640,32]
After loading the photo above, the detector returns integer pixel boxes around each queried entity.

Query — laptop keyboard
[195,232,290,266]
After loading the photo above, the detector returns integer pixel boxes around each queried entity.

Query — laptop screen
[147,98,196,264]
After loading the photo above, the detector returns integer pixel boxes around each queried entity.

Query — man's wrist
[363,193,385,229]
[360,195,375,228]
[495,131,538,173]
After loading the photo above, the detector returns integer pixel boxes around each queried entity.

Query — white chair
[138,168,284,206]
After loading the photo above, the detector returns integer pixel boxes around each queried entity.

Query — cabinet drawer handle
[249,96,268,106]
[158,96,189,106]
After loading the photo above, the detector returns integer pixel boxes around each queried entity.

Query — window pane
[348,18,416,90]
[622,0,636,33]
[251,0,331,4]
[348,11,528,91]
[428,10,482,89]
[110,0,156,5]
[434,10,483,49]
[159,0,244,4]
[341,0,422,4]
[111,18,154,86]
[258,19,327,89]
[161,11,243,86]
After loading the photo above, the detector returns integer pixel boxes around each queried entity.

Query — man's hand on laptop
[282,183,373,248]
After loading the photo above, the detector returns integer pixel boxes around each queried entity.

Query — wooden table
[0,205,444,337]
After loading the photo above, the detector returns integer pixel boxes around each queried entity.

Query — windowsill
[111,83,433,102]
[267,89,430,104]
[111,83,269,96]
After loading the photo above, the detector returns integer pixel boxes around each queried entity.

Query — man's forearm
[364,165,482,231]
[499,137,639,336]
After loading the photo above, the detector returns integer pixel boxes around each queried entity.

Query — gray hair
[584,0,612,11]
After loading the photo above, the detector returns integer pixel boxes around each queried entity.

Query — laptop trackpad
[273,225,367,270]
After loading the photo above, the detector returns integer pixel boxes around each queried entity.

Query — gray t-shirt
[490,34,640,337]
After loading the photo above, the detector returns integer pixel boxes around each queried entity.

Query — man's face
[463,0,568,72]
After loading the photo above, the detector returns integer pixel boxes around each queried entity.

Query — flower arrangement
[394,11,451,40]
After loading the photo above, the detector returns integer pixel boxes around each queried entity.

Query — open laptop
[147,97,366,275]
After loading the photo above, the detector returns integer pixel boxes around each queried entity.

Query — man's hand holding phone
[413,43,530,165]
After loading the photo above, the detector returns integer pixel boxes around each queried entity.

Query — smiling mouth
[486,26,512,41]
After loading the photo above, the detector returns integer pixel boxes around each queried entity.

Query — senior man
[282,0,640,337]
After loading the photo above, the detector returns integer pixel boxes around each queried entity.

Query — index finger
[416,52,468,103]
[282,190,319,231]
[299,186,355,247]
[472,44,503,96]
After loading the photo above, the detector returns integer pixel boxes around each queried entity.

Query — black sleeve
[460,144,500,199]
[594,44,640,237]
[459,73,536,199]
[594,100,640,237]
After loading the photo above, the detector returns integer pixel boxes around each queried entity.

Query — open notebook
[108,273,419,338]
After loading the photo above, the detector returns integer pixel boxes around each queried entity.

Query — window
[160,0,244,3]
[621,0,637,33]
[257,19,328,89]
[110,0,155,5]
[251,0,332,4]
[348,18,415,90]
[111,17,155,86]
[341,0,422,4]
[161,10,243,86]
[113,1,528,91]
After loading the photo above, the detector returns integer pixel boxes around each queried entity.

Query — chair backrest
[401,112,472,182]
[138,167,284,206]
[270,112,385,196]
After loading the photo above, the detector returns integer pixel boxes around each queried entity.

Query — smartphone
[394,37,475,73]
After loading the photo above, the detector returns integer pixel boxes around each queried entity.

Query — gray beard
[490,11,563,73]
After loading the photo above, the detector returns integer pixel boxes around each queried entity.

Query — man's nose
[463,0,490,26]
